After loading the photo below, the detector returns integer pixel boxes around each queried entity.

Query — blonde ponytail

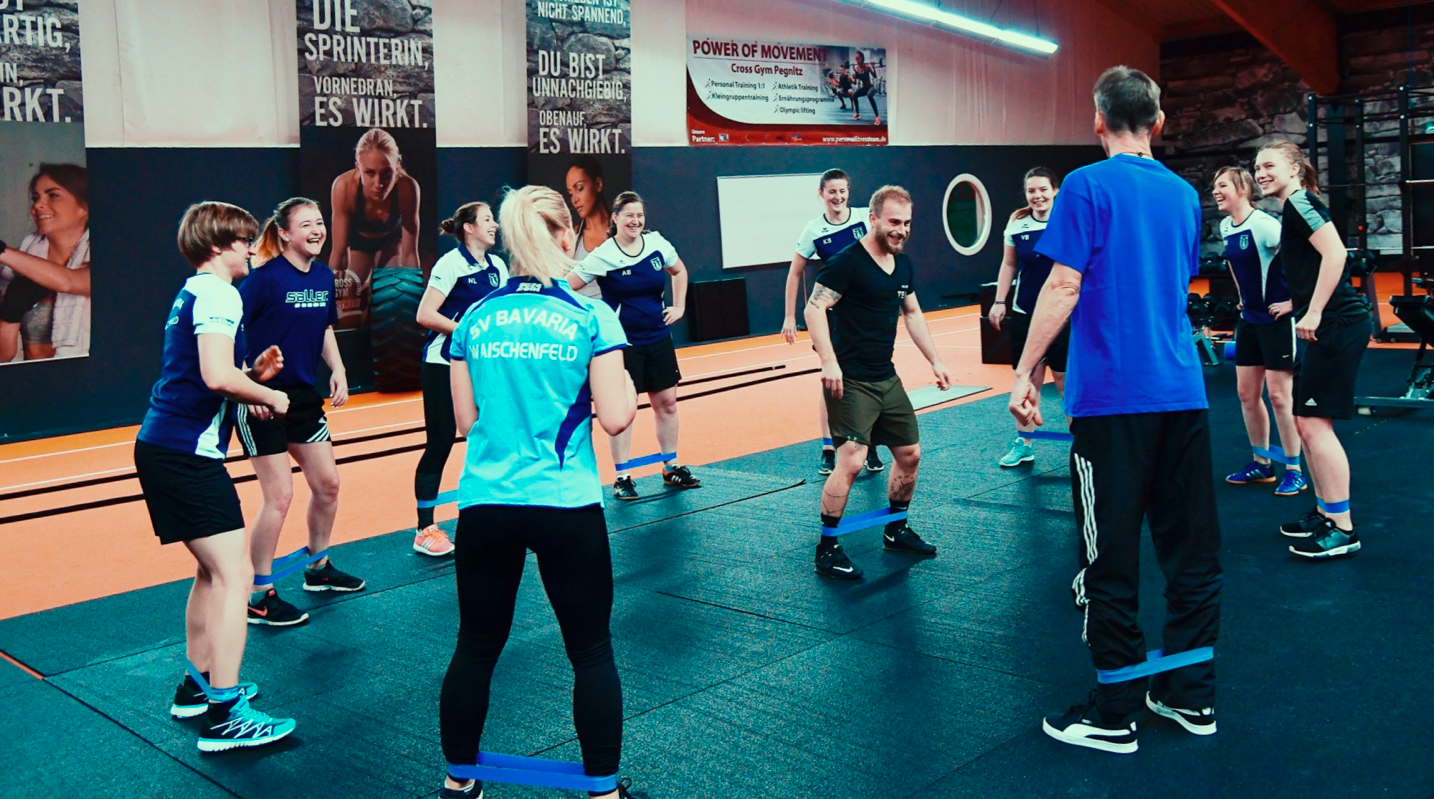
[498,186,574,287]
[255,197,320,264]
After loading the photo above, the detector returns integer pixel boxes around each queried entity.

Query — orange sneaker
[413,525,455,557]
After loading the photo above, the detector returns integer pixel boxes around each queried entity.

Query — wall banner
[687,38,888,146]
[527,0,632,266]
[297,0,437,391]
[0,0,89,366]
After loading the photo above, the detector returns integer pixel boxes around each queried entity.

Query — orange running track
[0,307,1028,620]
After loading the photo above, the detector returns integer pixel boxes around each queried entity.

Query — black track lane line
[0,367,820,523]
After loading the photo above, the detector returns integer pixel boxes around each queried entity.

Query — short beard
[876,233,906,255]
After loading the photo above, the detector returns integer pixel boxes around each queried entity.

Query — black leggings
[415,361,456,527]
[439,504,623,778]
[852,85,880,116]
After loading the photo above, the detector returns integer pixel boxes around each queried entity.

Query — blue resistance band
[417,490,458,509]
[614,451,676,471]
[821,438,835,447]
[449,754,617,793]
[185,661,214,698]
[1019,430,1073,443]
[253,546,329,586]
[1317,498,1351,514]
[1096,647,1215,684]
[821,507,907,537]
[1253,446,1300,467]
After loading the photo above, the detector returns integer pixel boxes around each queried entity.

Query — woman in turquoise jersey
[436,186,643,799]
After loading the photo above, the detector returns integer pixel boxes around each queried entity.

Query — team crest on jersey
[489,272,500,287]
[650,256,663,270]
[1239,233,1250,249]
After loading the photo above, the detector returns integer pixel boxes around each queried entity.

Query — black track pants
[1069,409,1222,720]
[415,361,456,527]
[439,504,622,777]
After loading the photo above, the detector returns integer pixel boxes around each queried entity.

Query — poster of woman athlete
[299,125,438,330]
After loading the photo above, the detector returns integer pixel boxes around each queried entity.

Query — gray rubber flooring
[2,348,1432,798]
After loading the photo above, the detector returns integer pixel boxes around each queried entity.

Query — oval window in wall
[942,174,992,256]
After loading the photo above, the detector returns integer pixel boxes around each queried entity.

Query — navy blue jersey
[137,273,247,459]
[1002,214,1054,314]
[1220,209,1287,324]
[1035,155,1207,418]
[424,245,509,364]
[575,231,680,346]
[797,207,870,261]
[238,256,338,388]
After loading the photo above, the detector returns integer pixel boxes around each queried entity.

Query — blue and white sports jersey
[424,245,509,364]
[137,273,246,459]
[1220,209,1287,325]
[575,231,680,347]
[449,276,629,509]
[1003,214,1053,314]
[238,256,338,388]
[796,206,869,261]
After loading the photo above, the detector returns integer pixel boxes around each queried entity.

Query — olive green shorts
[823,375,920,449]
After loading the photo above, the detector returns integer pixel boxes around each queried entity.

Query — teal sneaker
[999,437,1035,468]
[1289,518,1360,559]
[1274,470,1308,496]
[197,693,296,752]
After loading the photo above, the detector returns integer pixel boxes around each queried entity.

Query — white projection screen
[716,172,824,269]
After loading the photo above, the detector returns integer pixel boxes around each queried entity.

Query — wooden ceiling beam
[1208,0,1341,94]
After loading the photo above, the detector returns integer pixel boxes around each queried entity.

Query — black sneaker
[883,523,937,556]
[171,676,258,719]
[247,588,309,627]
[818,449,836,475]
[197,693,296,752]
[814,543,863,579]
[864,447,885,472]
[662,464,702,489]
[613,476,639,501]
[1280,507,1325,538]
[616,777,650,798]
[302,560,366,593]
[1041,691,1138,754]
[438,778,482,798]
[1289,518,1361,559]
[1146,692,1217,736]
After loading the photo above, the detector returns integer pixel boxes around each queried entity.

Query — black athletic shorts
[236,385,331,457]
[1005,311,1070,373]
[1234,317,1297,370]
[133,440,245,545]
[623,337,681,394]
[824,374,920,449]
[1295,313,1372,420]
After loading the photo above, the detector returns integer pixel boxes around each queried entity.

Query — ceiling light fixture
[844,0,1059,55]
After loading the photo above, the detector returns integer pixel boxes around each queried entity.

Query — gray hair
[1093,66,1161,135]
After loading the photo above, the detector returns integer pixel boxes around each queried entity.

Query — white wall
[75,0,1156,148]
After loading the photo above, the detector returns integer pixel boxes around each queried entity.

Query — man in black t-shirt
[804,185,953,579]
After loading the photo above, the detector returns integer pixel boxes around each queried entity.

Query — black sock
[886,500,910,535]
[819,514,842,550]
[415,471,442,528]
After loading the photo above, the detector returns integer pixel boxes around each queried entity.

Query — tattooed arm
[804,282,845,398]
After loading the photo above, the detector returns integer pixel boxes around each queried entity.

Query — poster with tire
[297,0,436,392]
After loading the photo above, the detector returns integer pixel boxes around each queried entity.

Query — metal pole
[1400,84,1413,296]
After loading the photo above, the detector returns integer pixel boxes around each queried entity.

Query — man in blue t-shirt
[1009,66,1222,754]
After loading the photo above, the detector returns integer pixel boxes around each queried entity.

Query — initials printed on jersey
[819,227,863,249]
[285,289,330,308]
[474,306,579,341]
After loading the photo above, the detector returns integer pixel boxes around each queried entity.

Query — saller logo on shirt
[285,289,330,308]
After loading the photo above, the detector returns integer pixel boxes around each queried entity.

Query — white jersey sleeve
[795,217,821,259]
[1252,210,1282,251]
[647,231,680,268]
[573,243,617,285]
[1003,216,1022,247]
[193,280,243,339]
[490,253,510,284]
[427,249,466,297]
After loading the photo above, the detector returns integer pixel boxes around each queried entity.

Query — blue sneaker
[1274,470,1308,496]
[198,693,296,752]
[999,437,1035,468]
[1225,460,1275,485]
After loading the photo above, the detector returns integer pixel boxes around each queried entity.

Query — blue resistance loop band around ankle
[614,451,676,471]
[417,490,458,509]
[821,507,907,537]
[253,546,329,586]
[1317,498,1351,514]
[1019,430,1073,442]
[185,661,214,698]
[821,438,835,447]
[1096,647,1215,684]
[1253,446,1299,466]
[449,755,617,793]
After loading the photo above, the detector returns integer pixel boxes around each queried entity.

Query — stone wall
[1159,13,1434,254]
